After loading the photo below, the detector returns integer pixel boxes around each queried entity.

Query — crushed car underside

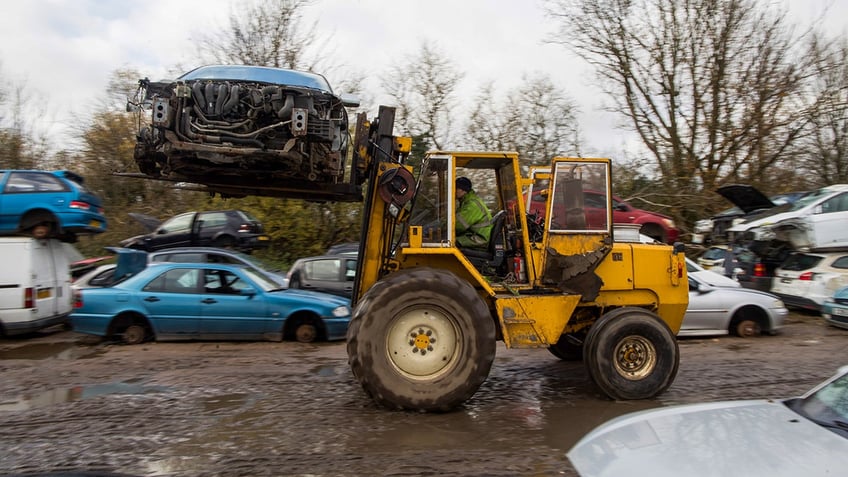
[128,65,363,200]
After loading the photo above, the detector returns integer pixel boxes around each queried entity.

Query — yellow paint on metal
[495,294,582,348]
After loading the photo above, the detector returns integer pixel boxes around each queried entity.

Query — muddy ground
[0,311,845,477]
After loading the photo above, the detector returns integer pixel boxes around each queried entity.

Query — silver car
[568,365,848,477]
[681,268,787,337]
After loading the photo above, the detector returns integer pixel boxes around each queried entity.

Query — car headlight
[662,218,676,228]
[332,306,351,317]
[774,299,785,308]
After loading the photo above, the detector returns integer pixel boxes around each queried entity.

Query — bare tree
[464,74,581,169]
[195,0,318,70]
[381,42,464,150]
[799,36,848,186]
[545,0,817,225]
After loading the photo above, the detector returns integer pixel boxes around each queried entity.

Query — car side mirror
[240,286,257,297]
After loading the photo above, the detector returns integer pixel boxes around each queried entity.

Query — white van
[0,237,74,336]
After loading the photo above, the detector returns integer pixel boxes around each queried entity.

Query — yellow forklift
[347,106,688,411]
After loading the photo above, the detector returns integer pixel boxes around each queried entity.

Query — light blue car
[70,250,350,344]
[0,169,106,240]
[822,285,848,330]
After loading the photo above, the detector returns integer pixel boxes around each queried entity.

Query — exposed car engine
[129,65,359,199]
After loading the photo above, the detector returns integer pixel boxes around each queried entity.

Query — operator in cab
[455,177,493,249]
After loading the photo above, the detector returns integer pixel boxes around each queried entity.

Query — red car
[527,190,679,243]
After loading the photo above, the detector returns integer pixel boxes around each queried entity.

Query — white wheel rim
[386,306,460,380]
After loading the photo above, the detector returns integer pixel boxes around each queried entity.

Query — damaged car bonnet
[127,65,361,200]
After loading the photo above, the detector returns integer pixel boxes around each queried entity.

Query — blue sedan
[70,262,351,344]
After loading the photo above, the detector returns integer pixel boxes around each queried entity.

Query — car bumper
[821,304,848,329]
[1,313,69,336]
[772,292,822,312]
[58,211,108,234]
[238,234,271,249]
[323,317,350,341]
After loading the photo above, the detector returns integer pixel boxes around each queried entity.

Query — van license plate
[37,288,52,299]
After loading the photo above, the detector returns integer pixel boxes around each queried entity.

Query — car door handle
[144,296,160,302]
[202,298,217,304]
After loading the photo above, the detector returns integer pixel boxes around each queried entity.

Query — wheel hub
[613,335,657,380]
[386,307,459,379]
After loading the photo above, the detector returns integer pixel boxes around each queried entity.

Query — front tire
[583,307,679,400]
[347,268,496,412]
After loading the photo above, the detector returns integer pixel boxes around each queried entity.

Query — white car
[770,251,848,312]
[728,183,848,251]
[681,268,787,337]
[568,365,848,477]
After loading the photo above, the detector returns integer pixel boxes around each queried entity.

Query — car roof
[178,65,333,93]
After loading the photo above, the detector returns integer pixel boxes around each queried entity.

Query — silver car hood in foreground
[568,399,848,477]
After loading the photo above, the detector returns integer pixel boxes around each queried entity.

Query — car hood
[127,212,162,233]
[726,209,800,233]
[568,399,848,477]
[271,288,351,307]
[689,270,740,288]
[716,184,776,214]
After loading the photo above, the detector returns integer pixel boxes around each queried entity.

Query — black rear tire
[583,307,679,400]
[347,268,496,412]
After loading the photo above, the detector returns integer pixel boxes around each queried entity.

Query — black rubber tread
[346,267,496,412]
[583,307,679,400]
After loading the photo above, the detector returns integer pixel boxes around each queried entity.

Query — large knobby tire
[583,307,679,400]
[347,268,496,412]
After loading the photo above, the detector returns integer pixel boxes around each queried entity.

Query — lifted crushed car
[126,65,361,200]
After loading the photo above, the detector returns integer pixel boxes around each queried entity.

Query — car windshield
[789,187,833,211]
[787,371,848,438]
[178,65,332,93]
[242,267,282,292]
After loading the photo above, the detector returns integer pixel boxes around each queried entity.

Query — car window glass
[200,212,228,227]
[819,194,848,214]
[585,193,608,209]
[831,256,848,269]
[158,213,194,234]
[90,269,116,286]
[305,259,341,280]
[781,254,823,271]
[5,172,67,193]
[154,253,204,263]
[143,268,199,293]
[345,260,357,279]
[204,269,244,294]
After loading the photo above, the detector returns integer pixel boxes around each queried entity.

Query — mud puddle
[0,342,104,360]
[0,381,171,412]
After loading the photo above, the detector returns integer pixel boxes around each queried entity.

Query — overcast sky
[0,0,844,158]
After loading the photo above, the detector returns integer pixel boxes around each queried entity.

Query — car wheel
[123,324,148,345]
[548,333,584,361]
[347,267,496,412]
[213,236,236,249]
[295,322,318,343]
[583,307,679,400]
[734,319,761,338]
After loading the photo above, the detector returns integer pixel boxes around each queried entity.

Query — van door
[32,239,72,319]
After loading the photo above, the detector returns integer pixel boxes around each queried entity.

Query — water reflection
[0,381,171,411]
